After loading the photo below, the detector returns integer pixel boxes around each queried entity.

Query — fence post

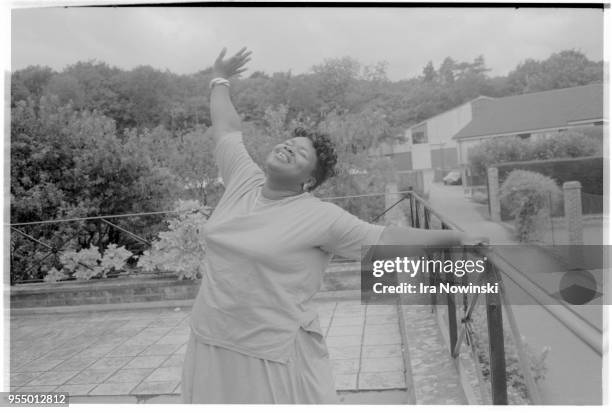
[461,168,469,197]
[487,167,501,222]
[486,261,508,404]
[563,181,583,245]
[445,249,458,355]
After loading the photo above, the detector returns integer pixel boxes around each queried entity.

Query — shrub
[44,267,65,283]
[137,199,211,280]
[528,131,601,160]
[468,130,602,177]
[499,170,562,242]
[44,244,133,282]
[100,244,134,272]
[468,137,528,176]
[497,156,603,196]
[59,246,104,280]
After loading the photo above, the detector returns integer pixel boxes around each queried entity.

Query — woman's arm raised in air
[210,47,251,144]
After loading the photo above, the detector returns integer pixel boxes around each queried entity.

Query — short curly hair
[293,127,338,191]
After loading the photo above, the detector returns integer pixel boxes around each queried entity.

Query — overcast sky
[9,5,604,81]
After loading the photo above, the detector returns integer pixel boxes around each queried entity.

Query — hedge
[496,156,603,193]
[495,156,603,217]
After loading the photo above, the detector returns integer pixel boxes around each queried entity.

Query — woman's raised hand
[213,47,252,79]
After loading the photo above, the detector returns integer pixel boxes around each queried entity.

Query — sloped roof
[453,84,604,140]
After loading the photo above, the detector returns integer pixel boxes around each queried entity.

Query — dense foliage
[468,130,602,176]
[137,200,211,280]
[45,244,133,282]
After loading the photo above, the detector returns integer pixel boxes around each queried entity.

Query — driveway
[426,183,514,243]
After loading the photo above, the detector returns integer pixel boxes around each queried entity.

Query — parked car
[442,170,462,185]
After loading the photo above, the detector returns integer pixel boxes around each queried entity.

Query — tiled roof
[453,84,604,140]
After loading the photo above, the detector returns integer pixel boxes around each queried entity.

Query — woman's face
[265,137,317,188]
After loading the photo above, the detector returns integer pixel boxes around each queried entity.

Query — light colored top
[189,132,385,363]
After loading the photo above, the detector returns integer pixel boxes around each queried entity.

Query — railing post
[10,237,15,286]
[423,209,436,309]
[487,167,501,222]
[563,181,583,245]
[445,248,458,355]
[409,193,415,227]
[430,270,437,309]
[485,260,508,404]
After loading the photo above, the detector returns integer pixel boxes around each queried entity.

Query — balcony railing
[402,190,603,404]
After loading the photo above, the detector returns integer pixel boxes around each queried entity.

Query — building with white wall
[387,83,604,190]
[453,84,604,165]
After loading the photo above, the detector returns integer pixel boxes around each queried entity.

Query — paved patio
[9,297,409,401]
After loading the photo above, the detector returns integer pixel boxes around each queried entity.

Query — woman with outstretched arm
[181,47,486,404]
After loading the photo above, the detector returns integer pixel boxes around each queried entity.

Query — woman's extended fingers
[229,53,251,68]
[213,47,251,77]
[215,47,227,63]
[228,56,251,76]
[227,48,250,60]
[230,56,251,70]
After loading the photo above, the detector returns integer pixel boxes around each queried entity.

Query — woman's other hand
[213,47,252,79]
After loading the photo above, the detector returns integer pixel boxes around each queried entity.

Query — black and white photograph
[2,1,610,407]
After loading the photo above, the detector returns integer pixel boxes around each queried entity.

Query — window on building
[411,123,428,144]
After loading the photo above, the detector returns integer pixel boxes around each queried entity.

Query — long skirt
[181,328,338,404]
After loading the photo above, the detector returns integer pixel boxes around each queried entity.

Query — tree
[10,96,182,281]
[110,65,176,131]
[11,65,55,105]
[312,56,361,114]
[170,127,222,206]
[286,74,324,122]
[507,50,602,94]
[422,61,436,83]
[317,108,394,221]
[362,61,389,83]
[438,57,457,85]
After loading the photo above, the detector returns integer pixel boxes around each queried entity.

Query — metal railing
[9,211,177,285]
[402,190,603,404]
[402,190,539,405]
